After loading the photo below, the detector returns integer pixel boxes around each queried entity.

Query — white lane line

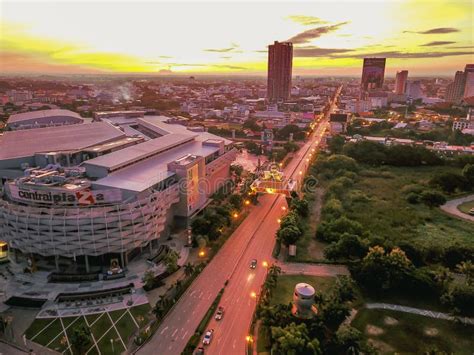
[171,328,178,337]
[160,326,169,335]
[182,330,188,340]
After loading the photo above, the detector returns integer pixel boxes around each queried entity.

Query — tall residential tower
[394,70,408,95]
[267,41,293,102]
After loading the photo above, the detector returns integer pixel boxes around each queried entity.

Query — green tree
[278,225,302,247]
[229,194,243,211]
[456,261,474,286]
[184,262,195,277]
[462,164,474,186]
[142,270,155,290]
[69,326,91,355]
[163,250,180,273]
[419,190,447,208]
[271,322,321,355]
[328,135,345,154]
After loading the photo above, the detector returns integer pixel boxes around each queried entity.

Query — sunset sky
[1,0,473,76]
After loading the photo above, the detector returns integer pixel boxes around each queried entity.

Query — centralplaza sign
[8,184,122,206]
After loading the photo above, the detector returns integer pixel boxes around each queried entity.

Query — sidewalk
[366,303,474,325]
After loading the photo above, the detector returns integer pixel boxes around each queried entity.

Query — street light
[233,212,239,218]
[281,206,286,211]
[262,261,268,268]
[245,200,250,206]
[199,250,206,258]
[277,218,281,224]
[110,338,115,354]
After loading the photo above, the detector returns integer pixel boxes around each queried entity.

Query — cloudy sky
[1,0,473,76]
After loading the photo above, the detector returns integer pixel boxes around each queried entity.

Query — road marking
[233,339,236,349]
[160,326,168,335]
[182,330,188,339]
[171,328,178,337]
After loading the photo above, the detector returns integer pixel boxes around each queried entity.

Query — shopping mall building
[0,110,236,271]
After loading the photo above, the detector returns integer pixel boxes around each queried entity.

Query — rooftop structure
[7,109,84,130]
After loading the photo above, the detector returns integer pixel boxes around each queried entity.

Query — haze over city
[1,0,473,76]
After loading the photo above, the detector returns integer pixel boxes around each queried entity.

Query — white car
[202,329,214,345]
[215,306,224,320]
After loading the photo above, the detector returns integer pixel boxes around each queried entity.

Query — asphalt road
[137,88,341,355]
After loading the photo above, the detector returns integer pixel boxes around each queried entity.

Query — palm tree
[184,262,195,277]
[269,264,282,277]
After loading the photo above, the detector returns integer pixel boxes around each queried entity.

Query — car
[469,208,474,216]
[215,306,224,320]
[202,329,214,345]
[195,347,205,355]
[250,259,257,269]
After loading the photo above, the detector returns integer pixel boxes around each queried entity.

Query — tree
[163,250,180,273]
[456,261,474,286]
[229,194,243,211]
[419,190,446,208]
[142,270,156,290]
[69,326,91,355]
[184,262,195,277]
[430,173,467,193]
[328,135,345,154]
[271,322,321,355]
[291,198,309,217]
[278,225,302,247]
[335,325,363,355]
[462,164,474,186]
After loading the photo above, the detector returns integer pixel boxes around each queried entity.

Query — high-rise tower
[267,41,293,102]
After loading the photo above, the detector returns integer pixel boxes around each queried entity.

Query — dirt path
[440,194,474,222]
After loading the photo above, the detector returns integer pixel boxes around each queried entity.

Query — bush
[406,192,420,204]
[419,190,446,208]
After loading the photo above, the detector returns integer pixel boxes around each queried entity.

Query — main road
[137,87,341,355]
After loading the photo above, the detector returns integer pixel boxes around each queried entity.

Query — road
[137,87,341,355]
[440,194,474,222]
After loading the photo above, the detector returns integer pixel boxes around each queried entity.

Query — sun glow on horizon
[0,0,473,76]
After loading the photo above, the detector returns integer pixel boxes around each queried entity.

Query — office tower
[446,70,467,103]
[394,70,408,95]
[267,41,293,102]
[361,58,386,92]
[463,64,474,99]
[406,80,423,100]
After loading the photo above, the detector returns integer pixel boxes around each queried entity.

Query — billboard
[7,184,122,206]
[361,58,386,91]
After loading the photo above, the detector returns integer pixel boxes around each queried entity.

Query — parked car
[250,259,257,269]
[469,208,474,216]
[215,306,224,320]
[195,347,205,355]
[202,329,214,345]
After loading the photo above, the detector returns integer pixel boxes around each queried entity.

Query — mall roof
[0,122,126,160]
[93,139,220,192]
[83,133,197,172]
[7,109,82,124]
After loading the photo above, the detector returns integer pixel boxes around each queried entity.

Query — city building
[406,80,423,100]
[0,113,236,271]
[394,70,408,95]
[329,113,349,134]
[463,64,474,99]
[6,109,84,131]
[446,70,466,103]
[360,58,386,97]
[267,41,293,102]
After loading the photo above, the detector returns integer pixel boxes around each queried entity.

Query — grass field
[25,303,151,354]
[458,200,474,215]
[342,166,474,250]
[290,188,327,262]
[352,308,474,354]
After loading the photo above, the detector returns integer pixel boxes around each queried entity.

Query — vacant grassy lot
[25,303,151,354]
[343,166,474,250]
[271,275,337,306]
[290,188,327,262]
[352,308,474,354]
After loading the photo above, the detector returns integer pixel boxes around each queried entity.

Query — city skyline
[1,0,473,76]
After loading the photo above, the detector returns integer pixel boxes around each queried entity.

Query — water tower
[291,283,317,319]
